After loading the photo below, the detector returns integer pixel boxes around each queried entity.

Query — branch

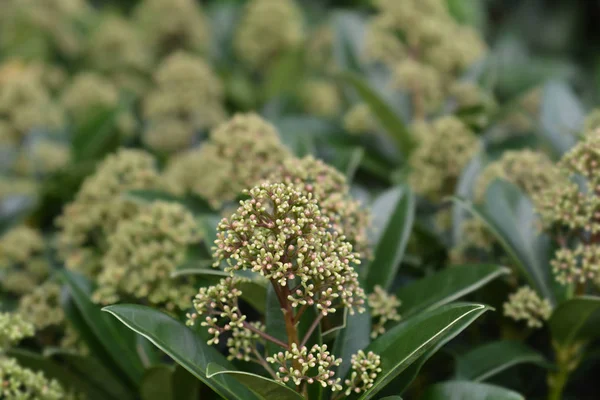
[300,314,324,348]
[242,321,289,350]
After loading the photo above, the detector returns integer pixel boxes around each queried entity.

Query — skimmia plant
[4,1,600,400]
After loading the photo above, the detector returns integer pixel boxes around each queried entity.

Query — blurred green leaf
[207,363,303,400]
[549,296,600,347]
[455,340,549,381]
[446,0,485,29]
[125,190,214,215]
[60,270,144,387]
[263,48,305,101]
[141,366,173,400]
[396,265,509,318]
[103,304,258,400]
[366,186,415,292]
[46,350,134,400]
[8,349,126,400]
[452,181,555,304]
[420,381,525,400]
[71,105,125,163]
[172,366,202,400]
[332,11,365,73]
[539,81,583,156]
[353,303,491,399]
[340,72,413,155]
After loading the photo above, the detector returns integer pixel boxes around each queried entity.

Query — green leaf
[539,81,582,156]
[265,284,288,357]
[60,270,144,387]
[7,349,127,400]
[141,366,174,400]
[548,296,600,347]
[71,103,126,163]
[396,265,509,318]
[46,350,135,400]
[446,0,485,29]
[340,72,413,155]
[263,48,305,100]
[455,340,549,381]
[125,190,213,215]
[172,365,202,400]
[366,186,415,292]
[355,303,491,399]
[136,335,162,367]
[207,363,303,400]
[332,310,371,383]
[452,181,555,303]
[102,304,257,400]
[420,381,525,400]
[332,11,365,73]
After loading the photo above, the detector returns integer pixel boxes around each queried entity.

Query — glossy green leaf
[60,270,144,387]
[420,381,524,400]
[549,296,600,347]
[452,181,555,303]
[141,366,174,400]
[340,72,413,155]
[366,186,415,292]
[355,303,491,399]
[103,304,257,400]
[265,284,288,356]
[539,81,582,156]
[455,340,549,381]
[332,309,371,382]
[136,335,162,367]
[8,349,126,400]
[207,363,303,400]
[396,265,509,318]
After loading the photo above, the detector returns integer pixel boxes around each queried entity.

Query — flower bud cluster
[60,72,136,136]
[0,312,34,351]
[0,226,49,295]
[94,201,201,310]
[17,281,64,331]
[0,63,64,144]
[551,245,600,285]
[214,182,366,315]
[344,350,382,396]
[133,0,209,57]
[235,0,304,70]
[343,103,376,135]
[450,218,497,264]
[367,285,401,338]
[142,52,225,153]
[474,150,558,205]
[267,156,371,259]
[0,0,91,59]
[227,321,265,362]
[0,357,66,400]
[300,80,341,119]
[408,116,480,201]
[534,134,600,285]
[503,286,552,329]
[87,15,152,91]
[267,343,343,390]
[14,139,71,176]
[366,0,486,116]
[164,113,290,208]
[187,276,245,345]
[56,149,162,277]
